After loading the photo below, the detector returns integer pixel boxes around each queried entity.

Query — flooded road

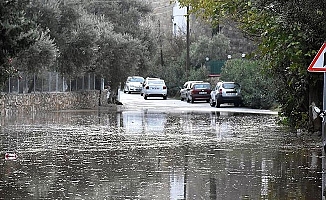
[0,92,322,199]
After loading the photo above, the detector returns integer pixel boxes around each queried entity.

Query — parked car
[140,77,161,96]
[123,76,144,94]
[186,82,211,103]
[180,81,203,101]
[143,79,168,100]
[210,81,242,107]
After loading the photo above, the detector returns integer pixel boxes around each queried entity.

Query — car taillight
[219,89,222,94]
[145,86,149,89]
[163,86,167,89]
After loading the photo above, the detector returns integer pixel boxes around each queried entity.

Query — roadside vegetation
[220,59,277,110]
[177,0,326,130]
[1,0,326,130]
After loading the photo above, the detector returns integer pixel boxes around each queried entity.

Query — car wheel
[180,97,184,101]
[128,91,131,94]
[209,99,216,107]
[123,90,127,93]
[163,96,167,100]
[234,102,240,107]
[140,93,143,96]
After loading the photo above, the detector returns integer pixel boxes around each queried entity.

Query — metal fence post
[62,76,65,92]
[56,73,59,92]
[93,73,96,90]
[88,73,91,90]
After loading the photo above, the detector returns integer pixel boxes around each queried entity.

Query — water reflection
[0,109,322,199]
[122,110,166,134]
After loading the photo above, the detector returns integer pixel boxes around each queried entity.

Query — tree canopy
[0,0,157,92]
[0,0,40,87]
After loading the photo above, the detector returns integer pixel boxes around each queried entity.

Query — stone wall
[0,90,108,115]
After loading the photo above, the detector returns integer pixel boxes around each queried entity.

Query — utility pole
[307,42,326,199]
[186,6,190,81]
[323,52,326,200]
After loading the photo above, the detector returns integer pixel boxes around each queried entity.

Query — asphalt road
[118,91,278,115]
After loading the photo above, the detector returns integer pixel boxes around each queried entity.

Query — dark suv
[210,82,242,107]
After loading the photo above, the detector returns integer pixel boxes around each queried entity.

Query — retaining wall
[0,90,108,115]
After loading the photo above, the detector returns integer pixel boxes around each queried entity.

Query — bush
[220,59,277,109]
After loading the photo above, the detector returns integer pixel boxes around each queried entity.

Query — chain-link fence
[2,72,104,94]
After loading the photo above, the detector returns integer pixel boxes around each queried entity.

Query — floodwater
[0,109,322,200]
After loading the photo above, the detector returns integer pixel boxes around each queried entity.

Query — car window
[148,80,164,85]
[129,77,144,82]
[194,84,210,89]
[223,83,240,89]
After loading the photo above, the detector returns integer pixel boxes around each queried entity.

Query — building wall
[172,2,187,36]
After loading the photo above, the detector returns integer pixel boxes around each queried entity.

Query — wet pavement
[0,93,322,200]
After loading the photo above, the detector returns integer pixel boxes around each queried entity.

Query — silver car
[180,80,203,101]
[210,81,242,107]
[123,76,144,94]
[143,79,167,100]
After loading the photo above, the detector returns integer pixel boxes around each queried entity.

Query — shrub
[220,59,277,109]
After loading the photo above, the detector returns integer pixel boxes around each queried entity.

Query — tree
[84,0,155,92]
[85,0,156,78]
[23,0,156,96]
[0,0,39,89]
[189,34,230,68]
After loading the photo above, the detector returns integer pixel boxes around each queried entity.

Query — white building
[172,2,187,36]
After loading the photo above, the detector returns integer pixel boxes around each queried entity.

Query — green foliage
[190,34,230,68]
[13,29,59,73]
[21,0,156,92]
[84,0,155,82]
[58,10,101,76]
[0,0,39,89]
[187,67,210,83]
[85,0,151,37]
[220,59,276,109]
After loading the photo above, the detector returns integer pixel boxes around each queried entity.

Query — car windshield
[148,80,164,85]
[129,77,144,82]
[223,83,240,89]
[194,84,210,89]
